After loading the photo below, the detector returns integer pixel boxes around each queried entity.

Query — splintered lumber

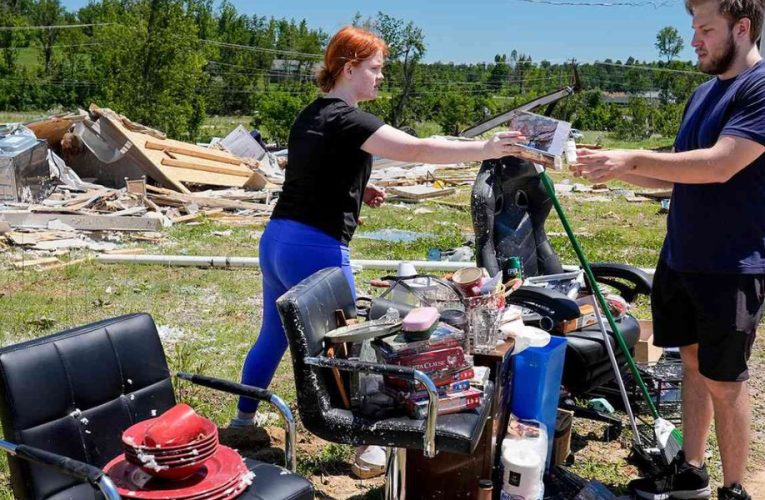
[145,185,272,212]
[12,257,61,269]
[145,141,245,166]
[0,211,162,232]
[92,108,254,191]
[171,208,225,223]
[388,185,456,201]
[160,158,252,178]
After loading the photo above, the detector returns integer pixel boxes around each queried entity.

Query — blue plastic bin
[510,335,567,468]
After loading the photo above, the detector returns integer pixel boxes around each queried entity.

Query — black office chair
[276,267,495,500]
[472,157,652,423]
[0,313,314,500]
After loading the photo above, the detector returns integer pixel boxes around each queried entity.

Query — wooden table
[404,340,515,499]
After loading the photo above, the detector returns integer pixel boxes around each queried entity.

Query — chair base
[385,448,407,500]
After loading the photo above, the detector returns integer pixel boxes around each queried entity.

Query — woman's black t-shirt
[271,97,385,244]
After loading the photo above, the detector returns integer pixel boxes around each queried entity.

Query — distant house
[601,91,667,104]
[270,59,322,83]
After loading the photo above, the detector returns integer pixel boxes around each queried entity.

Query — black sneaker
[718,484,751,500]
[628,452,711,499]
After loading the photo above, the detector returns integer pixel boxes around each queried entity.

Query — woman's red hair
[317,26,389,92]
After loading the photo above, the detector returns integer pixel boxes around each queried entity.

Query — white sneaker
[351,445,387,479]
[228,416,257,429]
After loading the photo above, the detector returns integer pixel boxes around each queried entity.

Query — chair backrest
[472,156,564,279]
[276,267,356,441]
[0,313,176,499]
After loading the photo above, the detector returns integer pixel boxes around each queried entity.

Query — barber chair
[276,267,495,500]
[471,157,652,425]
[0,313,314,500]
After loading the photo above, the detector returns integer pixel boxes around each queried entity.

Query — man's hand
[363,184,386,208]
[482,131,528,159]
[571,148,637,182]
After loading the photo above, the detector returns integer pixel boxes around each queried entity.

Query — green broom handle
[540,171,660,419]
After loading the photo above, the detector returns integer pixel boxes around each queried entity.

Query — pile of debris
[1,105,283,267]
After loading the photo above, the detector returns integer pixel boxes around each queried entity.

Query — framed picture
[507,111,571,168]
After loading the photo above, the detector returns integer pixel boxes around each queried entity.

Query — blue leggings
[238,218,355,413]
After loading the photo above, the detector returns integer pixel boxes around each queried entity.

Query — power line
[0,23,113,31]
[514,0,670,6]
[199,39,323,59]
[595,61,707,76]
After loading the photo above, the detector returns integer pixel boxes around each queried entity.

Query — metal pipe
[269,394,297,472]
[590,296,642,446]
[96,476,121,500]
[96,253,475,271]
[412,369,439,458]
[97,254,658,275]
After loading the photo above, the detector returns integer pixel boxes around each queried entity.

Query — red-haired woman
[235,25,526,476]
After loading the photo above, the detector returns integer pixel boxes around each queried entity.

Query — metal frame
[175,372,298,472]
[304,356,440,500]
[0,440,121,500]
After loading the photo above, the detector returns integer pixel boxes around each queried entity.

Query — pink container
[402,307,440,341]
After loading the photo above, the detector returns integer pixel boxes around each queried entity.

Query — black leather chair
[276,267,495,500]
[471,157,652,421]
[0,313,314,500]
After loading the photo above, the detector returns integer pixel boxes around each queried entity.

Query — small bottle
[477,479,493,500]
[565,139,577,164]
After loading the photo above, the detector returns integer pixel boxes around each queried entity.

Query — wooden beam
[171,208,225,223]
[0,211,162,232]
[145,141,245,165]
[12,257,61,269]
[160,158,252,178]
[145,186,272,211]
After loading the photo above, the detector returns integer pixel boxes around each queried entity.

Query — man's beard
[699,31,737,75]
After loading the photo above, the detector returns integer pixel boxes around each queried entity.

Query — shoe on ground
[718,483,751,500]
[628,451,711,499]
[228,416,257,429]
[351,445,386,479]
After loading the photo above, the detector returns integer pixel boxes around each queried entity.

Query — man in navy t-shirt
[573,1,764,499]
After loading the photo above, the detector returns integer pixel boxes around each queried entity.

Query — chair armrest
[590,263,652,302]
[0,440,120,500]
[506,286,581,322]
[304,356,439,458]
[175,372,296,472]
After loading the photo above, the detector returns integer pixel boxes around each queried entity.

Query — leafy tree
[656,26,683,62]
[376,11,425,127]
[30,0,64,73]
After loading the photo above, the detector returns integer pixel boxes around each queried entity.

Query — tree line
[0,1,706,144]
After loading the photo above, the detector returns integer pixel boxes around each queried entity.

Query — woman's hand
[482,131,528,159]
[570,149,637,182]
[363,184,386,208]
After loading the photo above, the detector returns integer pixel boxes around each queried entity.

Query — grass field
[0,120,763,498]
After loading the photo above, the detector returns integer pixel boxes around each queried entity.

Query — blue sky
[62,0,698,64]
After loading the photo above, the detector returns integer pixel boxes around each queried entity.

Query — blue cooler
[510,335,567,468]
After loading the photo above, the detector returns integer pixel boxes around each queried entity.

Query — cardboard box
[556,303,597,333]
[636,320,663,363]
[552,409,574,466]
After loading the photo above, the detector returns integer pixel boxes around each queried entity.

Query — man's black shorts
[651,259,764,382]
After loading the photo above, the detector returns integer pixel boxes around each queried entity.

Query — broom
[538,168,683,463]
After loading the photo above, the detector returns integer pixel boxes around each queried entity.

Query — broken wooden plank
[171,208,225,223]
[12,257,61,269]
[160,158,252,178]
[388,185,456,200]
[145,141,245,166]
[0,211,162,232]
[104,247,146,255]
[145,185,272,211]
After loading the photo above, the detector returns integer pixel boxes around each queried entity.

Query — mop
[536,166,683,466]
